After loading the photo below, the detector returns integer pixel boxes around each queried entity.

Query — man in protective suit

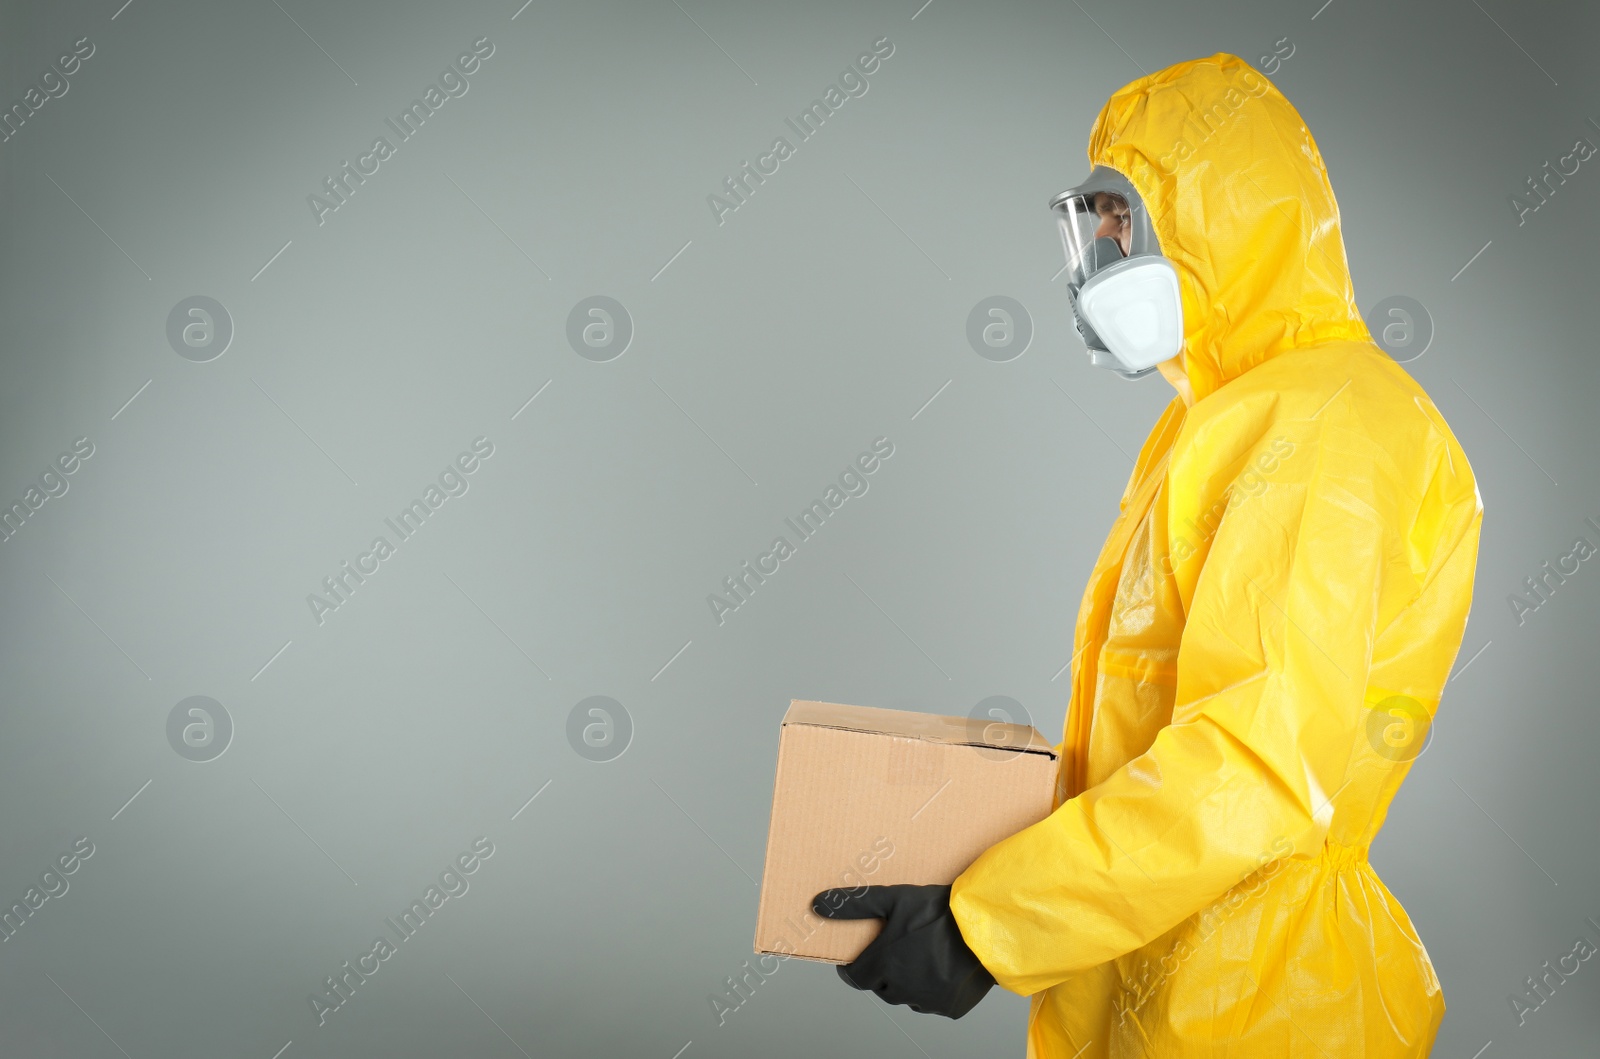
[813,52,1482,1057]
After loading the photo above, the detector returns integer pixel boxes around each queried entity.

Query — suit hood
[1086,53,1372,403]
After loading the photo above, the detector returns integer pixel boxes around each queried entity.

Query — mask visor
[1055,192,1130,289]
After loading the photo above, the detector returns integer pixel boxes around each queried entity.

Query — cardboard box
[754,699,1059,964]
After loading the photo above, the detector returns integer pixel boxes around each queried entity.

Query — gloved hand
[812,883,995,1019]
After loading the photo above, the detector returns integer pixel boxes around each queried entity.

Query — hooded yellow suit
[948,54,1482,1057]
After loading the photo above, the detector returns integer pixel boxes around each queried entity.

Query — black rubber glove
[812,883,995,1019]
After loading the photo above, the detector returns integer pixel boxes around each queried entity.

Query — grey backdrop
[1,0,1596,1056]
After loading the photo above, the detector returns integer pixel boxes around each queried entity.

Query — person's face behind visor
[1092,191,1131,257]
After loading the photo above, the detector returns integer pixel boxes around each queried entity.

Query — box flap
[783,699,1056,757]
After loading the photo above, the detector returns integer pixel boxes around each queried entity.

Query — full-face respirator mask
[1050,166,1184,379]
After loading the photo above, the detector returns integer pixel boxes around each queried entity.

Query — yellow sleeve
[949,411,1480,997]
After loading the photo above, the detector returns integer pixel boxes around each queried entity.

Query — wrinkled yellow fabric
[948,53,1483,1057]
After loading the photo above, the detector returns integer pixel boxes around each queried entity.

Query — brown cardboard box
[754,699,1059,964]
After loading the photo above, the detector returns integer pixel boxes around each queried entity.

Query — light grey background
[1,0,1596,1056]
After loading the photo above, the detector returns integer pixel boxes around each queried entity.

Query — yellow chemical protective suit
[949,54,1483,1057]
